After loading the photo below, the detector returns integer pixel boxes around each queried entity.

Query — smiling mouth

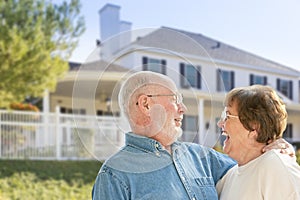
[175,118,182,122]
[221,131,228,137]
[174,118,182,126]
[221,131,230,141]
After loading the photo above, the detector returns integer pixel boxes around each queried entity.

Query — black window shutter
[289,80,293,100]
[217,69,221,91]
[197,66,201,89]
[180,63,185,87]
[250,74,254,85]
[290,124,293,138]
[263,76,267,85]
[161,59,166,75]
[230,71,235,89]
[276,78,281,91]
[142,57,148,71]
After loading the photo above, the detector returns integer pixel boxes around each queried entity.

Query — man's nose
[178,102,187,113]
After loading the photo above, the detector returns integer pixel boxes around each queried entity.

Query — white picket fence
[0,109,125,161]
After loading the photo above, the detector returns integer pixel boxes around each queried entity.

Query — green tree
[0,0,85,108]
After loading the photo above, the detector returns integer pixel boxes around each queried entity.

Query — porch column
[118,111,129,146]
[43,89,50,113]
[197,98,205,145]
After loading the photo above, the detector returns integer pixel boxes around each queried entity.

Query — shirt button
[192,198,196,200]
[155,143,159,148]
[181,176,186,181]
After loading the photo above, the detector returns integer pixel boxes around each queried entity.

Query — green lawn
[0,160,102,200]
[1,152,299,200]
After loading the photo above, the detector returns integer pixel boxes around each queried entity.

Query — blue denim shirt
[92,132,235,200]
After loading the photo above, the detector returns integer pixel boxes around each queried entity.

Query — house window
[60,107,66,113]
[277,78,293,100]
[180,63,201,89]
[217,69,234,92]
[216,117,226,146]
[250,74,267,85]
[60,107,86,115]
[181,115,198,142]
[142,57,166,74]
[283,123,293,139]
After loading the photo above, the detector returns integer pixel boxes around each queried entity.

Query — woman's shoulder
[260,149,294,164]
[258,149,300,175]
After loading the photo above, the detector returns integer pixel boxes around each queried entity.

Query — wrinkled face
[148,86,187,146]
[217,102,251,161]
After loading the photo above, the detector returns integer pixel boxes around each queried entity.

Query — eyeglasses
[136,93,183,105]
[220,109,239,122]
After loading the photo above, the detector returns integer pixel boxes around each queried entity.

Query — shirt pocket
[195,177,215,186]
[194,177,218,200]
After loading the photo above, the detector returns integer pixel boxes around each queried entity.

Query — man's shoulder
[177,142,232,162]
[101,146,173,174]
[179,142,222,155]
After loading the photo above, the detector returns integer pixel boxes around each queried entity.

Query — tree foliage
[0,0,85,108]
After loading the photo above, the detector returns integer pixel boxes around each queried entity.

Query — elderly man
[92,71,293,200]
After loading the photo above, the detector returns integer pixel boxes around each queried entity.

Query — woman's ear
[247,123,259,139]
[248,129,258,140]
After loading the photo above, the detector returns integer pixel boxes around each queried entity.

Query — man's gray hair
[118,71,175,117]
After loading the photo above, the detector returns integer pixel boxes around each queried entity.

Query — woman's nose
[217,119,224,128]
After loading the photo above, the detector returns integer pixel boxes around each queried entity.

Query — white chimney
[99,4,120,41]
[99,4,132,59]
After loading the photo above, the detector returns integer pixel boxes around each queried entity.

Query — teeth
[222,132,228,137]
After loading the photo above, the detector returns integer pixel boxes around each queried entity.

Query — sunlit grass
[0,160,102,200]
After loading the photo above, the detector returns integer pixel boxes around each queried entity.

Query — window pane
[186,64,197,87]
[283,124,293,139]
[253,75,264,85]
[280,80,289,96]
[148,58,162,73]
[220,70,231,91]
[184,116,198,131]
[181,115,198,142]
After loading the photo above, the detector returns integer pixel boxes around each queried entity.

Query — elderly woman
[216,85,300,199]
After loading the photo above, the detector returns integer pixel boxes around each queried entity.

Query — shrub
[0,160,102,200]
[296,150,300,165]
[10,102,39,112]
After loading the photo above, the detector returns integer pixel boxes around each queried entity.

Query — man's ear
[136,95,151,115]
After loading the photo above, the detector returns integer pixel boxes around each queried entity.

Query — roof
[132,27,300,76]
[68,60,130,72]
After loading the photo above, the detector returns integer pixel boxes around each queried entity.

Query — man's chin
[176,128,183,138]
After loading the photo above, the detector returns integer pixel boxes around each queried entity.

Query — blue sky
[64,0,300,71]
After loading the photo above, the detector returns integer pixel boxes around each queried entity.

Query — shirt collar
[125,132,181,153]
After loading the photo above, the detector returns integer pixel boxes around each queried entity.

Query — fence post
[55,106,61,160]
[43,89,50,151]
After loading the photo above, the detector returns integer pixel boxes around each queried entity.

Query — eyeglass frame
[220,109,239,122]
[136,93,183,105]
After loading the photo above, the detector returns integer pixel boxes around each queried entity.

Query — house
[50,4,300,150]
